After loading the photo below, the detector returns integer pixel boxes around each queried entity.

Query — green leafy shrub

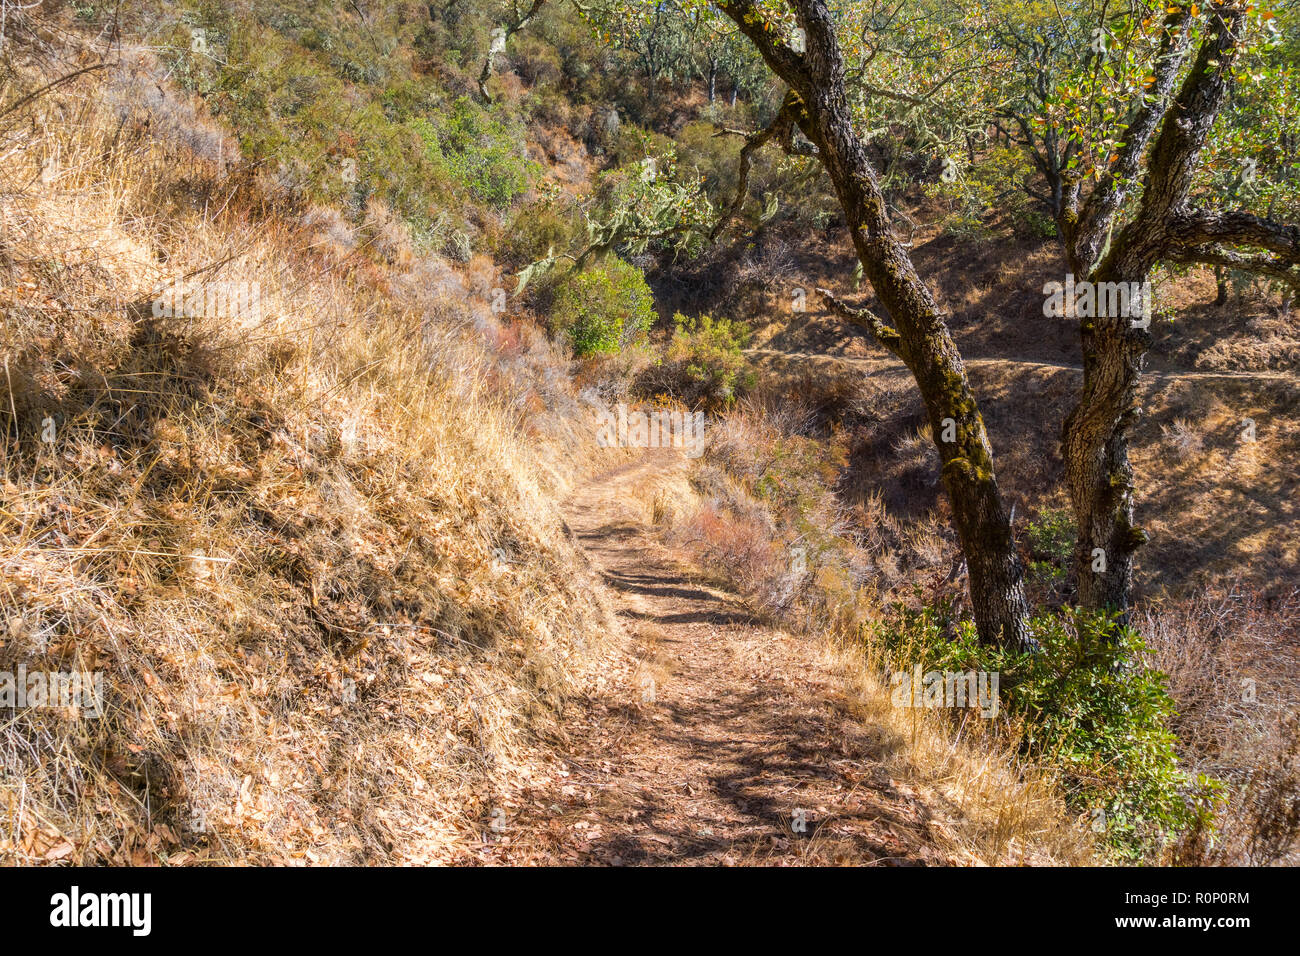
[1017,208,1058,240]
[411,98,536,210]
[1025,506,1074,588]
[640,312,754,409]
[551,259,656,357]
[873,604,1221,860]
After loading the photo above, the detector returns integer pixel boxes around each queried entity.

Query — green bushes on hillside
[874,604,1221,860]
[411,98,536,211]
[637,312,753,410]
[551,259,656,357]
[155,10,539,237]
[500,197,577,268]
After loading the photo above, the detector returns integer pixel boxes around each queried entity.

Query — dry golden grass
[0,39,618,864]
[10,10,1284,869]
[1140,589,1300,866]
[821,637,1094,866]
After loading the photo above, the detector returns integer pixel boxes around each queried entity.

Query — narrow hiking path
[471,450,955,866]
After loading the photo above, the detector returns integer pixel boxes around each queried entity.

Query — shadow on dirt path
[474,451,953,866]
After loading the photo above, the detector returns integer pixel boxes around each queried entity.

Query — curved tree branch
[709,89,815,241]
[816,287,905,358]
[478,0,547,102]
[1165,207,1300,261]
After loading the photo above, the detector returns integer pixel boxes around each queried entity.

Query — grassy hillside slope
[0,17,615,864]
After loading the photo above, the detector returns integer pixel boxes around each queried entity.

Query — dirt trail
[476,450,952,866]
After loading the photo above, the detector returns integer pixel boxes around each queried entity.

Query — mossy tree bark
[1061,303,1149,615]
[719,0,1031,647]
[1056,6,1266,620]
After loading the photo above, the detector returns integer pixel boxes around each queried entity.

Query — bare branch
[0,61,111,120]
[478,0,547,102]
[709,90,815,241]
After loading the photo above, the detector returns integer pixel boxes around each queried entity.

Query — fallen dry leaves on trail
[461,452,960,866]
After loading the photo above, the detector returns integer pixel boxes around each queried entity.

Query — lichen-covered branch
[709,89,815,241]
[816,287,905,359]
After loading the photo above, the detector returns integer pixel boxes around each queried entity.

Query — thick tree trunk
[723,0,1031,647]
[1062,310,1147,618]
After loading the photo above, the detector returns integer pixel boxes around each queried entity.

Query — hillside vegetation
[0,11,620,863]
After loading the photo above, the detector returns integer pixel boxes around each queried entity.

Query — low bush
[872,604,1222,861]
[550,258,656,357]
[638,312,754,410]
